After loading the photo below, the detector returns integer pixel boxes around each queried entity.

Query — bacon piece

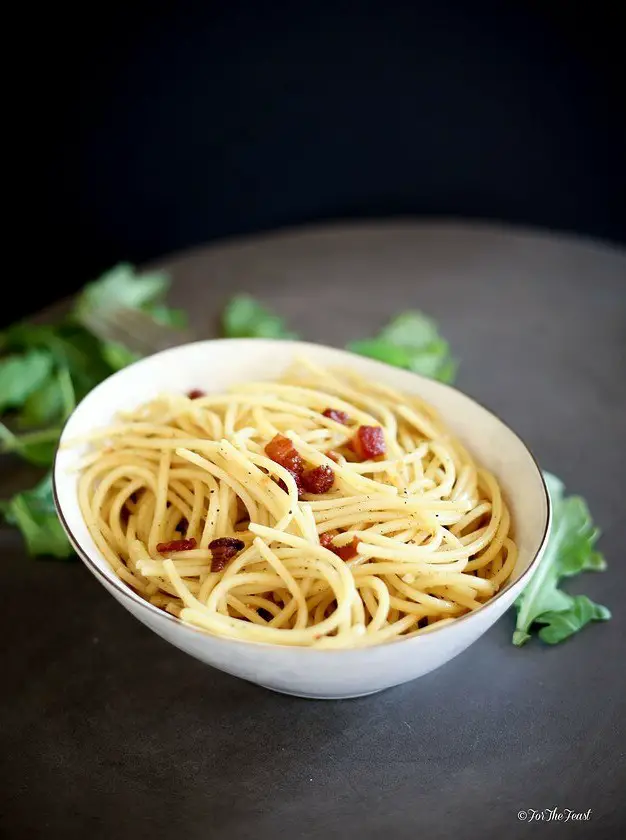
[337,537,360,561]
[265,434,304,475]
[187,389,205,399]
[209,537,246,572]
[277,468,304,497]
[301,464,335,494]
[325,450,340,463]
[323,408,350,425]
[319,532,359,561]
[350,425,386,460]
[157,538,197,554]
[319,532,337,550]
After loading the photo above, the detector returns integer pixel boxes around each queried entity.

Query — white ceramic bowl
[54,339,550,699]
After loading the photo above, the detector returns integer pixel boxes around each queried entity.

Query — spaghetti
[74,360,517,648]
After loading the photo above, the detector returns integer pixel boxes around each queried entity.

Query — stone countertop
[2,221,624,839]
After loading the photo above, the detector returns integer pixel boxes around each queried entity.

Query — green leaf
[379,311,441,347]
[19,376,65,427]
[1,322,113,401]
[74,263,170,322]
[1,275,159,471]
[73,264,185,357]
[52,327,117,398]
[433,357,458,385]
[100,341,141,371]
[0,328,109,468]
[1,263,182,554]
[222,295,299,339]
[537,595,611,645]
[0,350,53,413]
[144,304,188,329]
[0,421,63,465]
[347,339,413,368]
[348,311,457,383]
[511,629,531,646]
[0,472,73,559]
[0,420,15,448]
[57,366,76,418]
[0,323,58,352]
[18,365,75,429]
[16,441,60,467]
[513,472,610,645]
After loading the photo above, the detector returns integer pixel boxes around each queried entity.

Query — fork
[81,306,195,357]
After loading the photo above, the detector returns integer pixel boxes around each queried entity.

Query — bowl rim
[53,337,552,653]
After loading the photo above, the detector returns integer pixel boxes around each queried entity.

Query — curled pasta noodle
[73,361,517,648]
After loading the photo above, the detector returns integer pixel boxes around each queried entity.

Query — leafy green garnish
[0,421,64,466]
[222,295,299,340]
[0,350,53,413]
[512,472,610,645]
[348,311,457,383]
[221,297,455,381]
[535,595,611,645]
[0,472,72,559]
[144,303,188,329]
[1,264,181,558]
[19,375,65,428]
[74,263,170,323]
[99,341,141,372]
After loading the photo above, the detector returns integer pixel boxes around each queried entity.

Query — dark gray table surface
[2,222,625,839]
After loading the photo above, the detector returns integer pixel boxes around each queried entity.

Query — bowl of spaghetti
[54,339,550,699]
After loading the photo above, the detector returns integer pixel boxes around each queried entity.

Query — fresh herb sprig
[0,264,186,557]
[512,473,610,645]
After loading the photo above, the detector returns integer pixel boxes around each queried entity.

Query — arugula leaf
[19,376,65,427]
[1,322,60,351]
[1,263,184,560]
[0,472,72,559]
[512,472,610,645]
[52,328,119,400]
[0,421,63,465]
[18,366,75,429]
[537,595,611,645]
[74,263,170,323]
[346,339,415,369]
[0,350,53,413]
[57,366,76,418]
[100,341,141,371]
[222,295,299,339]
[379,310,441,346]
[1,323,112,403]
[348,311,457,383]
[144,303,188,329]
[1,265,180,475]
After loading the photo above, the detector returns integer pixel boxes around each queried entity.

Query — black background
[24,0,626,321]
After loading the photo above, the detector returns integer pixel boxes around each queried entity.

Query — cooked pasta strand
[73,362,517,648]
